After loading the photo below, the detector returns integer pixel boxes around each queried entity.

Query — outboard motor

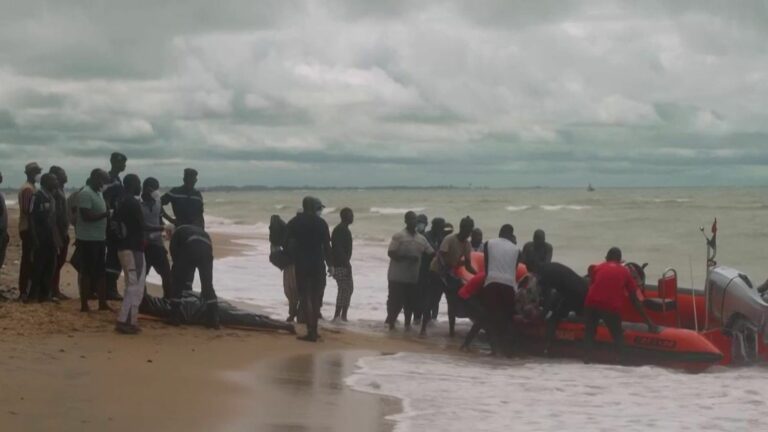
[707,266,768,363]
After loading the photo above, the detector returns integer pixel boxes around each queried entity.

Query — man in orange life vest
[583,247,658,363]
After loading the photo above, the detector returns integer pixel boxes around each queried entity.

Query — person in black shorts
[161,168,205,228]
[286,197,332,342]
[534,262,588,353]
[167,225,219,328]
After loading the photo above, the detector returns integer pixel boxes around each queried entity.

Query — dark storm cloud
[0,0,767,187]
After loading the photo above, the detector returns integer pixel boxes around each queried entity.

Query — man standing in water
[162,168,205,228]
[331,208,354,321]
[386,211,434,330]
[481,224,520,353]
[583,247,658,363]
[103,152,127,301]
[424,217,447,320]
[49,166,70,300]
[421,216,477,337]
[17,162,42,301]
[287,197,331,342]
[521,229,553,274]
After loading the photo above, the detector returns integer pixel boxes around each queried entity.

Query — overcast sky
[1,0,767,188]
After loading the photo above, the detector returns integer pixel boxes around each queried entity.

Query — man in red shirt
[583,247,657,362]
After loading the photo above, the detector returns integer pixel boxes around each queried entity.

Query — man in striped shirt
[17,161,42,301]
[161,168,205,228]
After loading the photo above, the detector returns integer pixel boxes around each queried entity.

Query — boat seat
[643,297,677,313]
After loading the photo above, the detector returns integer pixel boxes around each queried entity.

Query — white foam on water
[149,216,404,325]
[505,205,531,212]
[370,207,427,215]
[347,353,768,432]
[4,199,17,208]
[540,205,591,211]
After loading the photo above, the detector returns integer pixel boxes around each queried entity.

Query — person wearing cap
[17,161,42,300]
[161,168,205,230]
[0,171,8,272]
[49,166,70,300]
[103,152,128,301]
[28,173,61,303]
[330,207,354,322]
[76,169,112,312]
[286,196,332,342]
[521,229,553,274]
[421,216,477,337]
[583,247,658,363]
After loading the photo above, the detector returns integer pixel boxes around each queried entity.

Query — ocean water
[155,187,768,432]
[346,353,768,432]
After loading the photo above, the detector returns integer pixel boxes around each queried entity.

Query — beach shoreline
[0,210,435,431]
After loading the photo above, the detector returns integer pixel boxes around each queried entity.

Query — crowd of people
[270,200,658,358]
[0,153,217,335]
[1,161,661,357]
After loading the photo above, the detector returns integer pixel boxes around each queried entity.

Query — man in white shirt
[481,224,520,353]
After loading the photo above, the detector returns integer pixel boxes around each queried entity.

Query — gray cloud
[1,0,767,187]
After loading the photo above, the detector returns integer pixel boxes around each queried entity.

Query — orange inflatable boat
[457,252,724,371]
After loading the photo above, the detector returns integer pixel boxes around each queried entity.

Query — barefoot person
[481,224,520,353]
[76,169,111,312]
[114,174,148,335]
[331,208,354,321]
[28,174,61,303]
[49,166,70,300]
[386,211,434,331]
[286,197,331,342]
[17,162,42,301]
[103,152,127,301]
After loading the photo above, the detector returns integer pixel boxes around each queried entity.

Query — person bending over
[583,247,658,363]
[167,225,219,329]
[534,262,588,354]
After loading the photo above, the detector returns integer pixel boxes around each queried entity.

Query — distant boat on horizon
[587,183,595,192]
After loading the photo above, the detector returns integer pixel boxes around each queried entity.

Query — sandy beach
[0,210,436,432]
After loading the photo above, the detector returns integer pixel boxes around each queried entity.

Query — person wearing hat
[161,168,205,230]
[286,196,332,342]
[103,152,128,301]
[17,161,42,300]
[583,247,658,363]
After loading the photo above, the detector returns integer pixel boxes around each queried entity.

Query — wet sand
[0,211,433,431]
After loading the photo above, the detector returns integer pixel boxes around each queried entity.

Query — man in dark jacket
[286,197,331,342]
[331,208,354,321]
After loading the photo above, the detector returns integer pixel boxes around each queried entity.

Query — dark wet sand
[221,350,401,432]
